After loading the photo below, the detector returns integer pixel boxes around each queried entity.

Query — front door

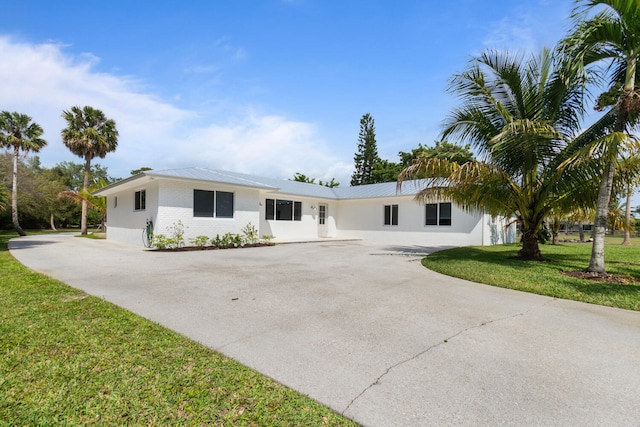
[318,203,328,237]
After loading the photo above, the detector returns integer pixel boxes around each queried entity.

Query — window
[384,204,398,226]
[114,196,118,208]
[194,190,214,217]
[265,198,302,221]
[216,191,234,218]
[266,198,275,220]
[276,199,293,220]
[426,202,452,226]
[193,189,234,218]
[425,204,438,225]
[134,190,146,211]
[439,202,452,226]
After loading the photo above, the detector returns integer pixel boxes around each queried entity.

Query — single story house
[94,167,516,247]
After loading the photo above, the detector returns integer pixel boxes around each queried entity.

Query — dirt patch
[561,270,640,285]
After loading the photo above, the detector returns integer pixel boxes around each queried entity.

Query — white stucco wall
[103,176,515,248]
[334,196,486,246]
[105,180,159,246]
[481,214,517,245]
[153,180,260,244]
[258,194,337,240]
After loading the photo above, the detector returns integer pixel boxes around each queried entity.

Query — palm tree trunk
[80,156,91,235]
[622,182,632,245]
[50,213,57,231]
[11,146,25,236]
[578,220,585,243]
[588,162,615,273]
[519,228,542,260]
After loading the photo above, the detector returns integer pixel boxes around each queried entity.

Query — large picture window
[265,198,302,221]
[384,204,398,226]
[426,202,452,226]
[193,189,234,218]
[134,190,146,211]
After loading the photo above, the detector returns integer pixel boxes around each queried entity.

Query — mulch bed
[561,270,640,285]
[152,243,274,252]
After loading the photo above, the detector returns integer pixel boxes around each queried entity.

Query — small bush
[242,223,259,244]
[152,234,174,249]
[190,235,210,248]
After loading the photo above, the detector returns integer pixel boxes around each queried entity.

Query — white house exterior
[94,167,516,247]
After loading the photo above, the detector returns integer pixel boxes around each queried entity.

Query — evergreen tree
[350,113,379,186]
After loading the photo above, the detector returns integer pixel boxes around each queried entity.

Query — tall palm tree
[562,0,640,272]
[61,106,118,235]
[398,49,596,260]
[0,111,47,236]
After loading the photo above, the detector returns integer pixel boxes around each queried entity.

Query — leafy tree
[131,167,153,176]
[0,154,59,230]
[318,178,340,188]
[50,161,113,192]
[351,113,380,186]
[0,111,47,236]
[614,155,640,244]
[291,172,316,184]
[562,0,640,272]
[61,106,118,235]
[371,159,403,183]
[291,172,340,187]
[421,140,474,165]
[58,178,109,231]
[399,49,596,260]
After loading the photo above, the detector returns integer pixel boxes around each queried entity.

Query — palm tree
[562,0,640,272]
[0,112,47,236]
[58,178,108,232]
[398,49,596,260]
[614,155,640,245]
[61,106,118,235]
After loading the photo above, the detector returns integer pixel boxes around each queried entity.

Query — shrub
[242,223,259,244]
[190,235,209,248]
[151,234,174,249]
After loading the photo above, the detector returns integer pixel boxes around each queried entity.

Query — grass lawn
[423,239,640,311]
[0,231,357,426]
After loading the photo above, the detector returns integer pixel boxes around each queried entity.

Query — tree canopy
[351,113,379,186]
[399,48,597,260]
[61,106,118,235]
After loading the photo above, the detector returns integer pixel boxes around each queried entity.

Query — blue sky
[1,0,587,186]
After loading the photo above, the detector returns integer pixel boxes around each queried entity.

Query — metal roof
[96,167,427,200]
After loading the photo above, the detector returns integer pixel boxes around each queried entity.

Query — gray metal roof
[97,167,426,200]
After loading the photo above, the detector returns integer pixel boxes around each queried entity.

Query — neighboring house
[94,167,516,247]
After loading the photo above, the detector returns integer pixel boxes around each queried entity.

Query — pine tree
[351,113,379,186]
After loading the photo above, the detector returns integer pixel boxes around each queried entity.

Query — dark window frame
[193,189,235,218]
[216,191,234,218]
[439,202,452,226]
[425,202,452,226]
[265,198,302,221]
[194,189,215,217]
[134,190,146,211]
[384,204,398,226]
[425,203,438,225]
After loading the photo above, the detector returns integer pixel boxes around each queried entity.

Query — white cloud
[0,36,351,183]
[481,2,571,52]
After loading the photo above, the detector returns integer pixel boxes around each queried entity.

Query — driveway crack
[341,297,557,416]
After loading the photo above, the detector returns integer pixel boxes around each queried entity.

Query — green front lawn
[0,232,357,426]
[423,242,640,311]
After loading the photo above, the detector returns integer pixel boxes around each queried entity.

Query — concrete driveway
[9,234,640,426]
